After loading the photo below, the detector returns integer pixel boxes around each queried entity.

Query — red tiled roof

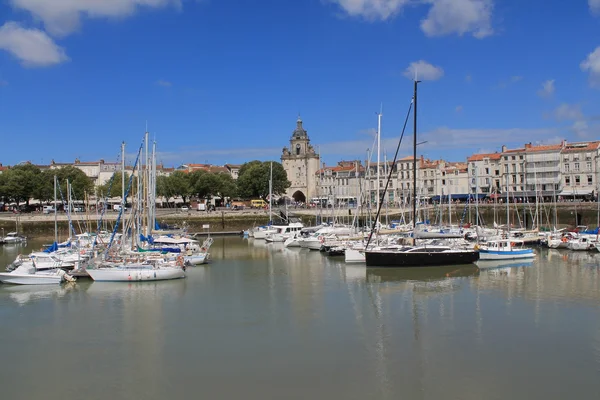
[562,141,600,153]
[525,144,563,152]
[467,152,502,162]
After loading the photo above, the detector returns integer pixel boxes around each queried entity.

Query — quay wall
[1,203,598,239]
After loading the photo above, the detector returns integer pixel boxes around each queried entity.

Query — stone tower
[281,116,320,203]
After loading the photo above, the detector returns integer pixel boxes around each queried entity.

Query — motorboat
[0,263,73,285]
[477,239,535,260]
[1,232,27,244]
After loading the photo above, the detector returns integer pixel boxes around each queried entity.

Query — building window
[575,176,580,185]
[495,169,500,176]
[588,175,593,185]
[574,162,580,171]
[587,161,592,171]
[520,155,523,160]
[442,179,446,185]
[565,176,570,186]
[565,164,570,172]
[485,178,490,185]
[484,159,489,165]
[485,168,489,175]
[512,156,516,160]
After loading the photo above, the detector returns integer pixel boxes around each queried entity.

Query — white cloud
[0,22,68,67]
[420,0,494,39]
[590,0,600,15]
[403,60,444,81]
[9,0,181,37]
[418,127,557,149]
[328,0,494,38]
[537,79,555,98]
[580,46,600,88]
[156,79,172,87]
[326,0,409,21]
[571,120,590,138]
[553,103,583,121]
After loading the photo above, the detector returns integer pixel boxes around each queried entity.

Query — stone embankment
[1,202,598,239]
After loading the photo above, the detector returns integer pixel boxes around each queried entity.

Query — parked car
[43,205,55,214]
[181,206,189,212]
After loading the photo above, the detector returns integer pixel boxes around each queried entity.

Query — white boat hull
[184,253,209,265]
[344,248,365,263]
[86,266,185,282]
[0,272,63,285]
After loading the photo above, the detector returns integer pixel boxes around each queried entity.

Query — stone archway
[292,190,306,203]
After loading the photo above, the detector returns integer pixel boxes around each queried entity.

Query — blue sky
[0,0,599,168]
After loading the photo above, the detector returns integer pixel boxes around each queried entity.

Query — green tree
[191,171,237,200]
[237,161,290,199]
[96,171,137,199]
[32,170,55,203]
[167,171,192,204]
[53,166,94,201]
[0,163,41,205]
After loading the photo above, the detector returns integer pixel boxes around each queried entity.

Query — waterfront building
[560,141,600,199]
[467,152,502,195]
[364,160,396,206]
[224,164,241,180]
[281,116,320,203]
[316,161,364,206]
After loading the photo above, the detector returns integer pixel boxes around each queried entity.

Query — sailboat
[477,175,535,261]
[364,80,479,268]
[86,135,185,282]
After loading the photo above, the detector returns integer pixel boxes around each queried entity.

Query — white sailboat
[86,135,185,282]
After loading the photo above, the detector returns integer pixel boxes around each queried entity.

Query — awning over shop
[559,188,594,196]
[431,194,486,202]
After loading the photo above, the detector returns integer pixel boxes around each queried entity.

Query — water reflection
[367,265,480,283]
[1,282,78,305]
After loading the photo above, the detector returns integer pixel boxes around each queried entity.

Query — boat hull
[86,266,185,282]
[0,273,63,285]
[478,249,535,260]
[344,248,365,263]
[365,250,479,267]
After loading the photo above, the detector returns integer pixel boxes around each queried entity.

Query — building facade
[281,117,320,203]
[560,141,600,198]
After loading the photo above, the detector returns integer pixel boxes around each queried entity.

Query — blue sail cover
[44,242,58,253]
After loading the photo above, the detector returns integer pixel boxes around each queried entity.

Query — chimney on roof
[100,159,104,164]
[501,145,507,152]
[561,139,567,147]
[524,142,532,149]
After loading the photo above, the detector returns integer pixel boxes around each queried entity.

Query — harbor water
[1,238,599,399]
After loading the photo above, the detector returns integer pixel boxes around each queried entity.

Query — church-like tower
[281,116,320,203]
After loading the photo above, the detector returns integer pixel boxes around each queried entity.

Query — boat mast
[54,175,58,244]
[121,141,125,239]
[412,79,420,229]
[269,161,273,225]
[376,107,382,213]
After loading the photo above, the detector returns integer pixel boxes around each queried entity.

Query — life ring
[510,242,516,247]
[561,237,568,243]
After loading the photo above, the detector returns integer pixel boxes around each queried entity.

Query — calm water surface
[1,238,600,400]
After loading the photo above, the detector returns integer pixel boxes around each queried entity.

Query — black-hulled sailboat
[364,79,479,268]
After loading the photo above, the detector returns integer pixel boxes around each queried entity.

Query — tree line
[0,160,290,206]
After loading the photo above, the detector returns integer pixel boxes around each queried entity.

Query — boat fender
[473,244,479,250]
